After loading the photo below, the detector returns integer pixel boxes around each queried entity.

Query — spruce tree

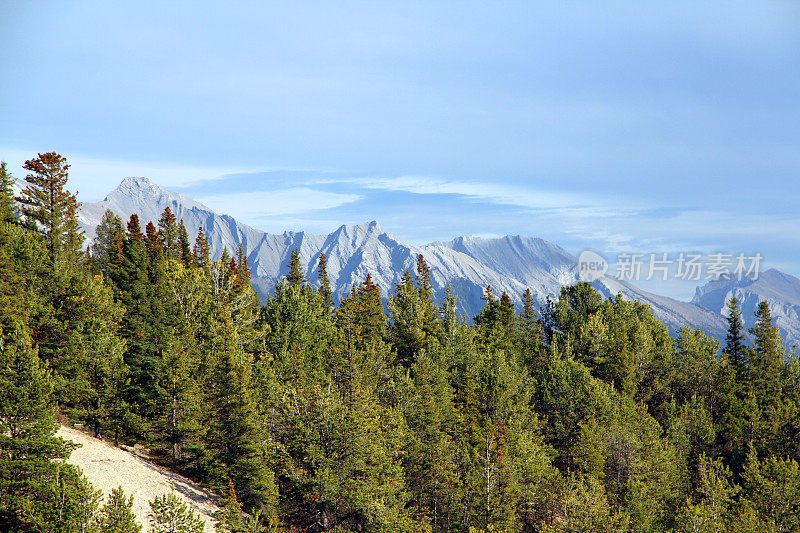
[405,346,460,529]
[416,253,438,339]
[519,289,546,375]
[389,270,425,366]
[317,252,333,312]
[179,220,192,267]
[92,210,126,276]
[725,297,747,375]
[158,207,180,260]
[357,274,384,346]
[498,292,515,329]
[234,243,250,287]
[145,221,164,260]
[749,301,784,412]
[193,226,211,270]
[109,213,170,430]
[0,161,16,225]
[416,253,433,302]
[207,314,275,512]
[285,248,305,286]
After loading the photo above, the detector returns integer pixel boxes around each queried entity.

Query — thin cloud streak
[195,188,363,221]
[320,175,642,214]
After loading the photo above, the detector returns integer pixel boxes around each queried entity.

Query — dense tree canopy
[1,152,799,532]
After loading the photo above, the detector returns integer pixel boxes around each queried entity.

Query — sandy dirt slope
[57,426,219,532]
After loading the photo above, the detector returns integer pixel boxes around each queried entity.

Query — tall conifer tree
[0,326,81,529]
[158,207,179,260]
[193,226,210,270]
[0,162,16,225]
[725,297,747,375]
[178,220,192,267]
[17,152,83,271]
[286,248,305,287]
[317,252,333,312]
[749,301,784,411]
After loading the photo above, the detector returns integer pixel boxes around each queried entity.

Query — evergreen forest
[1,153,799,532]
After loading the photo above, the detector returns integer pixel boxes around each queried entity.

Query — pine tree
[357,274,385,346]
[285,248,305,287]
[145,221,164,260]
[389,270,425,366]
[234,244,250,287]
[179,220,192,267]
[193,226,211,270]
[519,289,547,375]
[749,301,784,412]
[154,338,203,466]
[207,314,275,511]
[158,207,180,260]
[99,487,142,533]
[317,252,333,312]
[68,471,104,533]
[0,325,81,530]
[416,253,438,339]
[92,210,126,276]
[741,445,800,531]
[104,347,133,447]
[725,297,747,376]
[148,491,204,533]
[0,161,16,225]
[214,480,244,533]
[17,152,83,271]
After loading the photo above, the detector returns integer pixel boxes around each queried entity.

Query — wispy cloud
[195,188,363,222]
[320,175,641,214]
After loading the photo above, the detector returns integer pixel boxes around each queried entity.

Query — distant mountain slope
[78,178,795,348]
[592,276,728,341]
[692,269,800,350]
[78,178,533,316]
[79,177,268,262]
[442,233,728,338]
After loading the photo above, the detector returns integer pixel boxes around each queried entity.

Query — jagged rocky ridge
[78,177,798,349]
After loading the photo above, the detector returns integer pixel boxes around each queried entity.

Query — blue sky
[2,1,799,299]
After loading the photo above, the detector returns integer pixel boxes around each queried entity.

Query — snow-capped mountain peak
[77,177,799,349]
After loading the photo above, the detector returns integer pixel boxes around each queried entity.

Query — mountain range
[78,177,799,351]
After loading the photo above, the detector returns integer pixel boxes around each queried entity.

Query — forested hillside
[1,153,799,532]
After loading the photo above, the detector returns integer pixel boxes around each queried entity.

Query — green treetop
[286,248,305,287]
[0,161,17,225]
[17,152,83,271]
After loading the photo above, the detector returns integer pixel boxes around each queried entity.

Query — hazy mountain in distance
[78,177,796,349]
[692,269,800,351]
[77,178,532,316]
